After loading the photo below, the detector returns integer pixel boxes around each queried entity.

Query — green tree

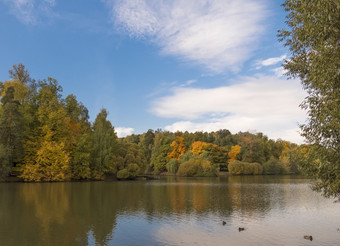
[150,131,175,174]
[191,141,228,170]
[234,132,270,164]
[124,134,140,144]
[36,78,69,142]
[113,142,146,179]
[139,129,154,164]
[8,63,33,85]
[20,78,71,181]
[0,144,11,178]
[71,132,92,179]
[213,129,234,147]
[64,94,92,180]
[279,0,340,198]
[0,86,24,168]
[91,109,117,178]
[3,65,39,167]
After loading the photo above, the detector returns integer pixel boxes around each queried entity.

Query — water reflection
[0,176,339,246]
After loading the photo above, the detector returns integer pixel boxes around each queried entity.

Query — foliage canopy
[279,0,340,198]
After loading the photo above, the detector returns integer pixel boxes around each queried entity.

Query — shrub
[166,159,178,174]
[263,157,286,174]
[180,151,194,163]
[176,157,218,177]
[228,160,244,175]
[176,159,199,177]
[252,162,263,175]
[117,169,129,179]
[200,159,217,177]
[127,163,140,178]
[228,160,263,175]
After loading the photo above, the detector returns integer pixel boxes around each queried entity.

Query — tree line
[125,128,307,177]
[0,64,309,181]
[0,64,145,181]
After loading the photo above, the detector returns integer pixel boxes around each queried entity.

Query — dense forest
[0,64,309,182]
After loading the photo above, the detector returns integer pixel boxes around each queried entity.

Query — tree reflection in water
[0,176,339,246]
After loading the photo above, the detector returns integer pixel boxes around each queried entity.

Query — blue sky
[0,0,306,143]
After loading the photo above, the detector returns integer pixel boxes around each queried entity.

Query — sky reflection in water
[0,176,339,246]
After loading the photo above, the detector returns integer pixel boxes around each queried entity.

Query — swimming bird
[238,227,245,232]
[304,235,313,241]
[222,221,226,226]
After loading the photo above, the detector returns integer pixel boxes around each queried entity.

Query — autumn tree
[191,141,209,156]
[167,136,187,160]
[228,145,241,163]
[21,141,70,181]
[279,141,293,172]
[279,0,340,198]
[191,141,228,170]
[204,144,228,167]
[20,78,71,181]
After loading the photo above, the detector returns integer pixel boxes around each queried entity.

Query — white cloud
[156,224,229,246]
[106,0,267,73]
[151,75,306,143]
[115,127,134,138]
[2,0,56,24]
[164,116,304,144]
[272,66,288,78]
[255,55,287,69]
[180,79,197,87]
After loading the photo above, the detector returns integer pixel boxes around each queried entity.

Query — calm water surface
[1,176,339,246]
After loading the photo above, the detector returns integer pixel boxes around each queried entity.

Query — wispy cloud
[151,75,306,143]
[115,127,134,138]
[255,55,287,69]
[180,79,197,87]
[105,0,267,73]
[2,0,56,24]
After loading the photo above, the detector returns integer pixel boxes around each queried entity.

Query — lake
[0,176,339,246]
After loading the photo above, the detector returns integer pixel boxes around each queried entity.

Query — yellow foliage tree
[167,136,187,160]
[279,141,291,172]
[20,141,70,182]
[228,145,241,163]
[191,141,209,156]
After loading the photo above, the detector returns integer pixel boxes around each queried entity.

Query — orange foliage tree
[228,145,241,163]
[191,141,209,156]
[167,136,187,160]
